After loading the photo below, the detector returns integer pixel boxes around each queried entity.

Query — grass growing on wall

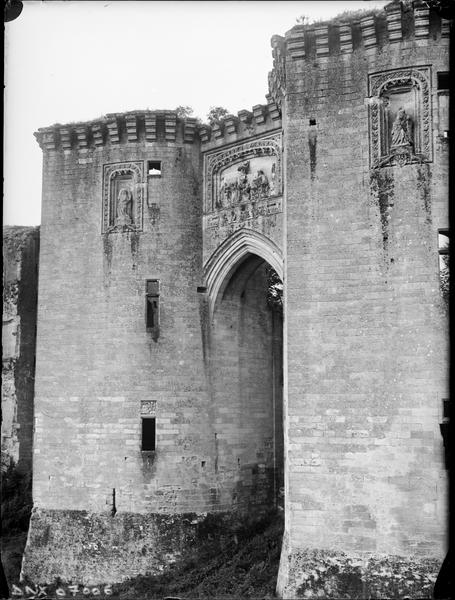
[1,462,33,587]
[114,510,284,599]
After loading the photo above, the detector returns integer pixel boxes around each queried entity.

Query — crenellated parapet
[198,99,282,152]
[35,104,282,154]
[34,110,200,153]
[267,0,451,105]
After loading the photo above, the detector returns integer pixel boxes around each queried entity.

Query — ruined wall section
[2,226,39,474]
[275,3,450,597]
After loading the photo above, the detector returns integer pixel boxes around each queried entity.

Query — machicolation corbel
[223,115,238,136]
[314,26,329,57]
[106,117,120,144]
[145,114,157,142]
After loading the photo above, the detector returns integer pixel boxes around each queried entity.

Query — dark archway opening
[210,253,283,514]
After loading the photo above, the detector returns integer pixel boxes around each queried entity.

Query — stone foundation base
[277,541,441,599]
[21,507,443,597]
[21,507,215,585]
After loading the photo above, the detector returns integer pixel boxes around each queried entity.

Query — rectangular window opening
[146,279,160,338]
[442,399,450,421]
[438,229,449,304]
[147,297,158,329]
[437,72,450,91]
[148,161,162,176]
[142,417,156,451]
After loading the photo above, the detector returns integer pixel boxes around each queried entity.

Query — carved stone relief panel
[203,134,283,265]
[141,400,157,415]
[102,162,145,233]
[369,67,431,168]
[205,197,282,231]
[204,133,282,214]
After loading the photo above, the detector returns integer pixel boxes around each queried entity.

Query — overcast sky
[4,0,390,225]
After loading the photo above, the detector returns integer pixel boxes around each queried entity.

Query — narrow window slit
[142,417,156,452]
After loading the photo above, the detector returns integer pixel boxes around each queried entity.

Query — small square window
[437,72,450,91]
[142,417,156,451]
[148,161,162,176]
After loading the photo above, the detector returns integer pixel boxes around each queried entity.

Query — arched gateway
[200,130,286,515]
[203,228,284,318]
[20,4,448,596]
[202,228,285,514]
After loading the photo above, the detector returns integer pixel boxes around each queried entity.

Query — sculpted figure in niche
[224,182,234,206]
[116,188,133,225]
[251,169,270,199]
[270,163,277,195]
[218,177,237,209]
[391,107,414,150]
[237,161,251,203]
[217,178,226,209]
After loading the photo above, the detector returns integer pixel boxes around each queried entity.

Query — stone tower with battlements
[21,2,449,597]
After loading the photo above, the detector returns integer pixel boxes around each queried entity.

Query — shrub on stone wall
[1,462,32,534]
[1,462,33,586]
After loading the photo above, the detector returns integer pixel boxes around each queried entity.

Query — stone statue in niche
[103,162,144,233]
[115,188,133,226]
[368,67,432,169]
[237,161,251,203]
[216,181,224,209]
[391,107,414,150]
[251,170,269,200]
[270,163,276,195]
[218,177,233,209]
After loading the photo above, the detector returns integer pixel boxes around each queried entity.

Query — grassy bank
[114,510,283,599]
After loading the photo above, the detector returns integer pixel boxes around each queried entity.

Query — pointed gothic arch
[203,228,284,317]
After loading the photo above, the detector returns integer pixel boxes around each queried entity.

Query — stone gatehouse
[12,2,449,597]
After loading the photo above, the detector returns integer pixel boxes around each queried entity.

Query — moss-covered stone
[286,550,439,599]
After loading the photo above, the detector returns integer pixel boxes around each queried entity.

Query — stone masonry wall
[23,115,216,582]
[23,113,283,583]
[20,1,450,593]
[29,115,212,516]
[2,226,39,474]
[277,3,449,597]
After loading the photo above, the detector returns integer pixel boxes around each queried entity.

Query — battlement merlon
[34,110,202,153]
[198,99,282,152]
[267,0,451,109]
[35,101,283,154]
